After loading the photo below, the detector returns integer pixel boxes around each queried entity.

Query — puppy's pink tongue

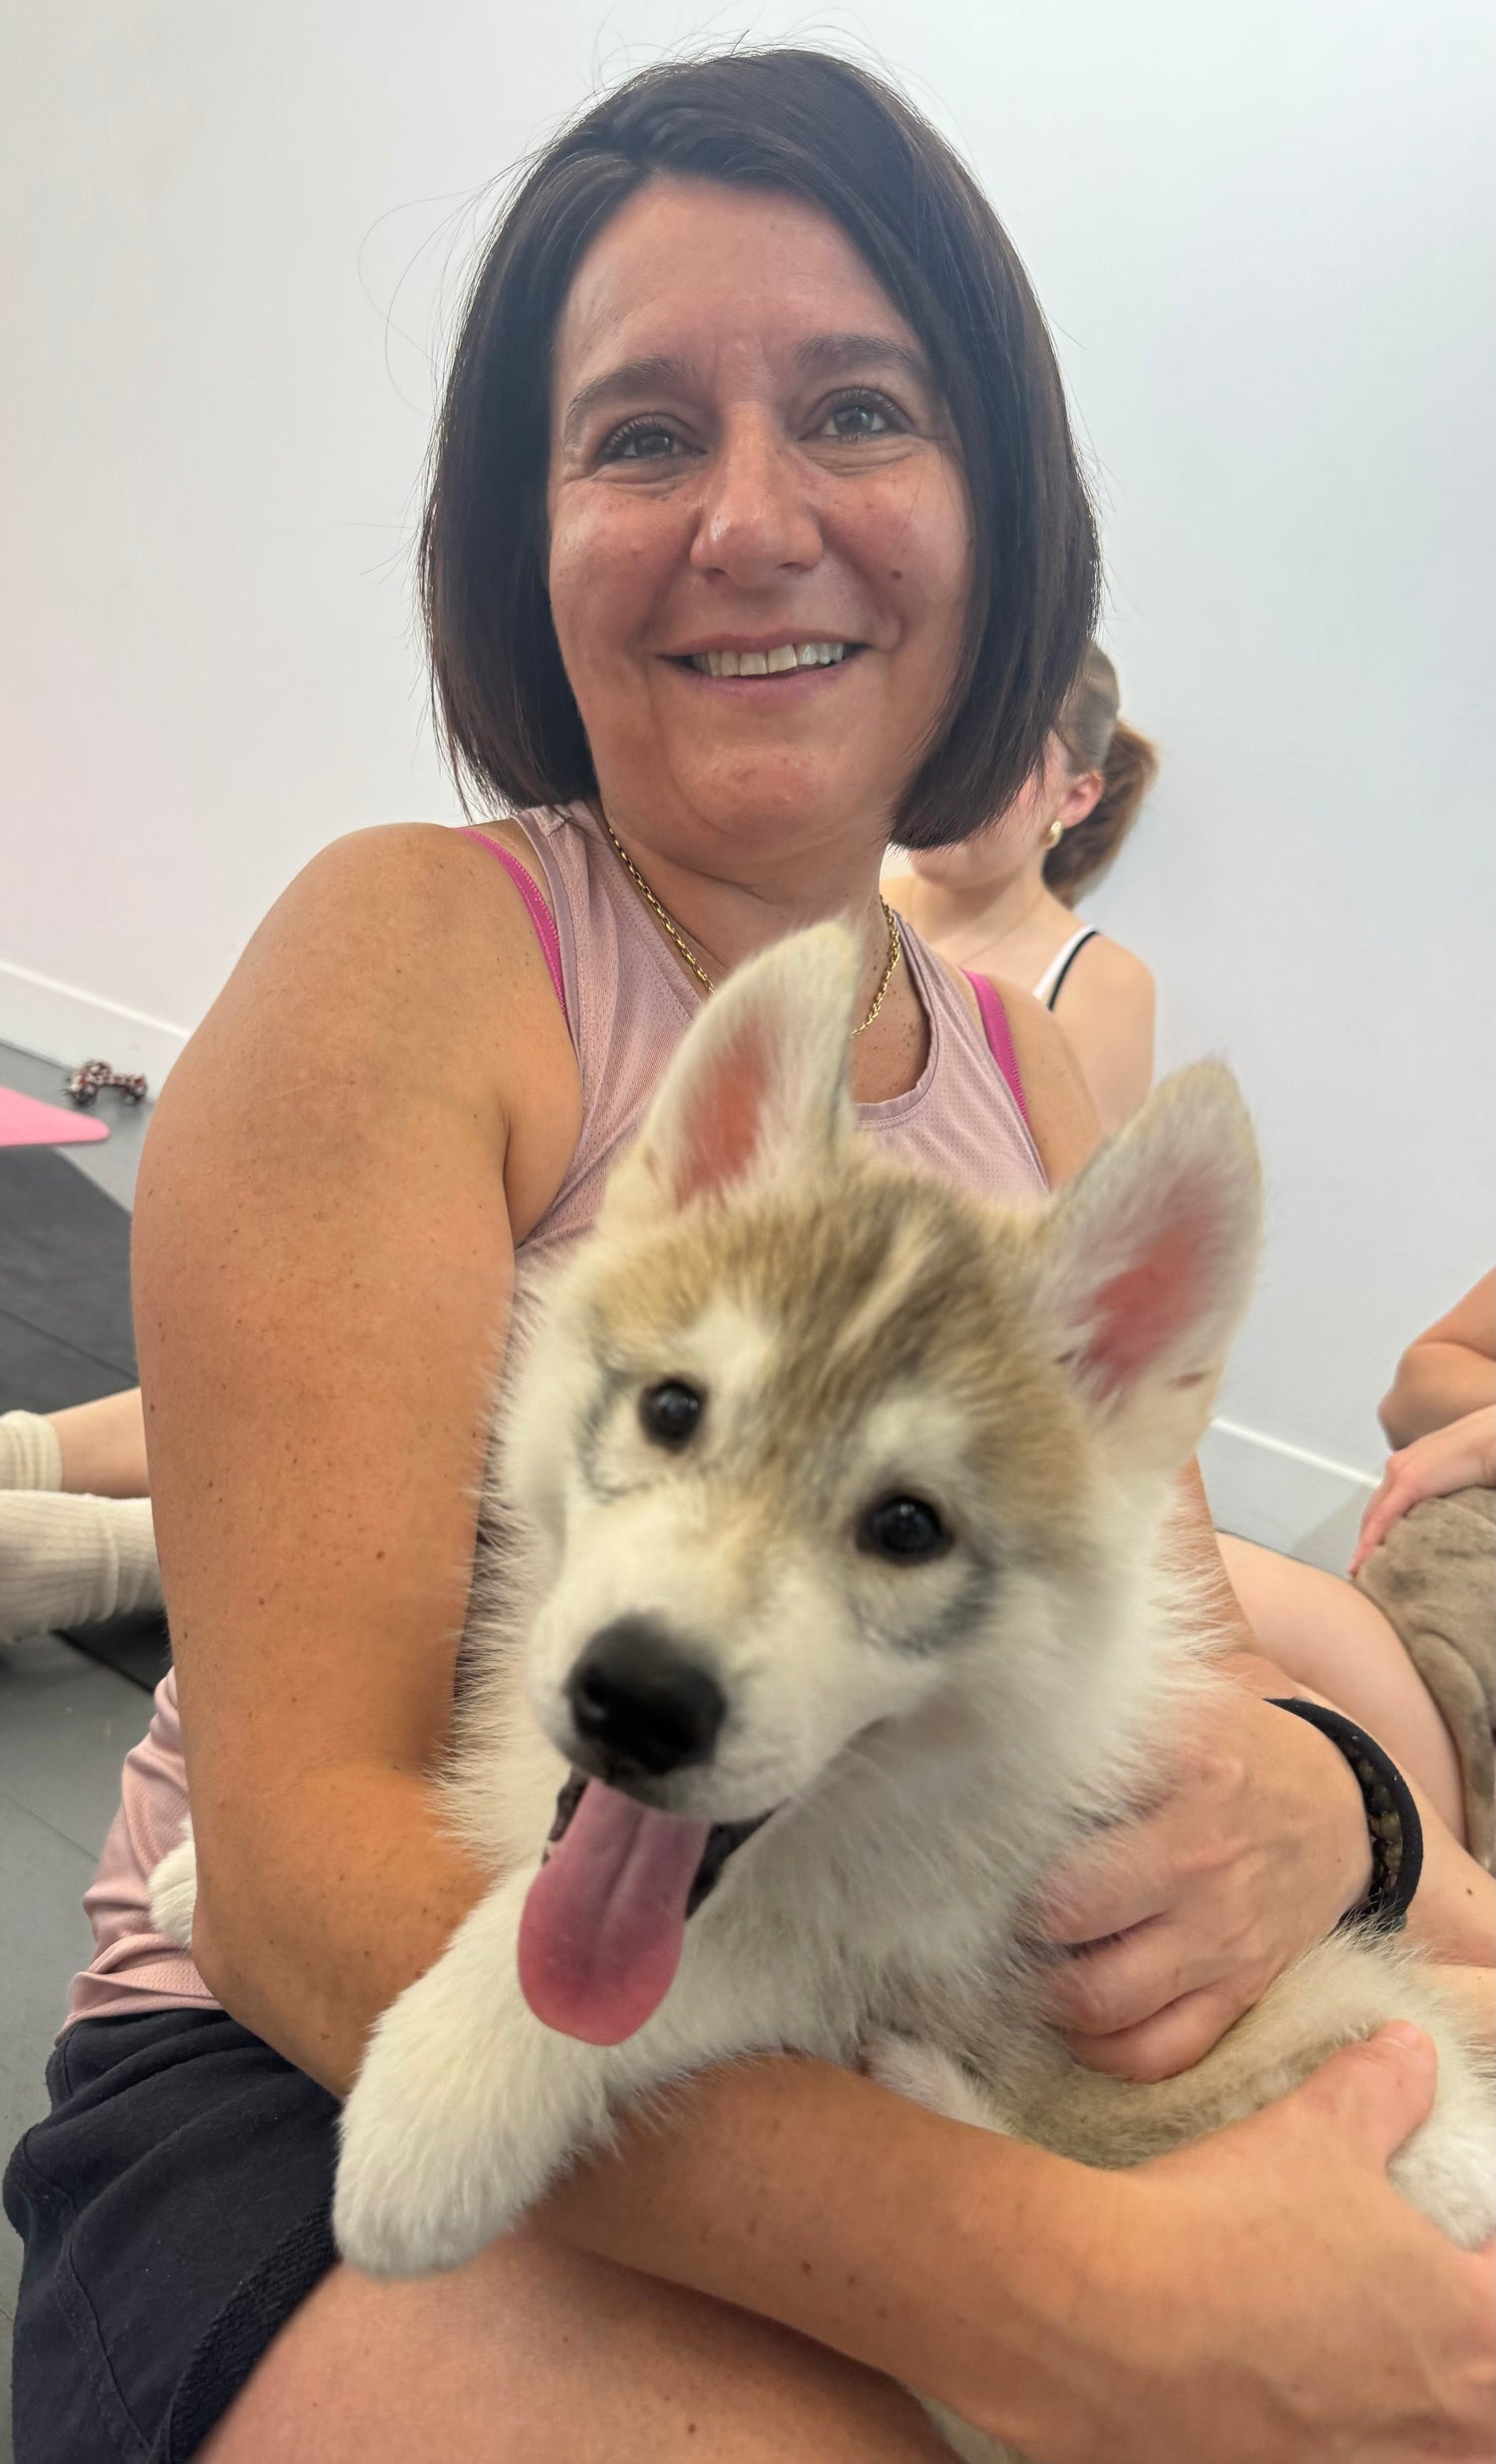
[518,1780,710,2045]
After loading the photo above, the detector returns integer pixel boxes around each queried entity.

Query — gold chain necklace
[602,816,903,1036]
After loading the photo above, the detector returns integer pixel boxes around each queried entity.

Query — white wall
[5,1,1492,1554]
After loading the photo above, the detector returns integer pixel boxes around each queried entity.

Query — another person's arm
[1350,1406,1496,1573]
[1379,1271,1495,1446]
[1047,936,1155,1134]
[48,1387,151,1497]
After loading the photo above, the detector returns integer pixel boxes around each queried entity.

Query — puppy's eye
[859,1495,949,1563]
[639,1381,704,1446]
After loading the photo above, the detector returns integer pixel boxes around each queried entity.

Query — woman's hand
[1036,1673,1371,2080]
[996,2027,1494,2464]
[536,2030,1493,2464]
[1350,1405,1496,1574]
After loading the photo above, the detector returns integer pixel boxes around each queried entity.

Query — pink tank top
[65,806,1045,2027]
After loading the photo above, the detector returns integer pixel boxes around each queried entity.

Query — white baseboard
[1200,1416,1376,1574]
[0,959,189,1088]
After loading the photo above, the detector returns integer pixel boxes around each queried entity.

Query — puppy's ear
[1031,1062,1262,1473]
[605,924,860,1222]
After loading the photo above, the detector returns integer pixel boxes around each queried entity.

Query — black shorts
[4,2008,340,2464]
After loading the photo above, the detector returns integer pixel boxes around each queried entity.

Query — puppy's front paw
[148,1827,197,1949]
[333,1879,611,2277]
[333,2001,553,2276]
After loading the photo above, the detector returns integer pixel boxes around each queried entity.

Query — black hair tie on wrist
[1270,1698,1423,1934]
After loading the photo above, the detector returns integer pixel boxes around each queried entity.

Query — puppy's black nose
[566,1617,726,1781]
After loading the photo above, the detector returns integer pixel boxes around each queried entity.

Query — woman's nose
[689,414,823,586]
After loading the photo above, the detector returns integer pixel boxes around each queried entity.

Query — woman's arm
[530,1946,1496,2464]
[136,823,580,2082]
[1379,1270,1495,1445]
[1048,936,1156,1133]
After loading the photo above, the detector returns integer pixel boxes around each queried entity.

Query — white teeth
[688,642,850,677]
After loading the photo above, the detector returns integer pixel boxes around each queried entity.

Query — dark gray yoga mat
[0,1146,139,1399]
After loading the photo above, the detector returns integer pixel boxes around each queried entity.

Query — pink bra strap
[962,969,1030,1130]
[463,828,567,1023]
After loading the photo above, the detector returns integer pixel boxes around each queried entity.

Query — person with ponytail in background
[886,645,1157,1131]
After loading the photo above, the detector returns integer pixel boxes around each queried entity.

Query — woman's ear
[1057,767,1104,832]
[603,924,860,1224]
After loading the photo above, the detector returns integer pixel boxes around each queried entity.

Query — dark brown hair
[420,49,1099,847]
[1043,644,1159,905]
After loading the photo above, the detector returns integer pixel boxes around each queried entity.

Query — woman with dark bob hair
[7,49,1490,2464]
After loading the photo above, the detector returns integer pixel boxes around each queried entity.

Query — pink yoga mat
[0,1084,110,1148]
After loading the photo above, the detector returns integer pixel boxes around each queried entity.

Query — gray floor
[1,1039,155,2456]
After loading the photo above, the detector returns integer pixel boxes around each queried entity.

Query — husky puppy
[153,926,1492,2462]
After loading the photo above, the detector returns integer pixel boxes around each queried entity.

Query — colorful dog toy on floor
[65,1059,149,1108]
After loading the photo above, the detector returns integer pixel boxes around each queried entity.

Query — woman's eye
[639,1381,705,1446]
[858,1495,950,1563]
[820,393,899,442]
[598,420,682,464]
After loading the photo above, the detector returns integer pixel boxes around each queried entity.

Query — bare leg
[49,1388,151,1497]
[1218,1533,1468,1843]
[200,2238,950,2464]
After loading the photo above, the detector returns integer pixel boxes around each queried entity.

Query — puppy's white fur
[153,926,1494,2463]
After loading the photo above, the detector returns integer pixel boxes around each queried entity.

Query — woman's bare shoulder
[243,821,535,985]
[1043,935,1155,1134]
[163,820,579,1237]
[1067,933,1153,1000]
[202,824,564,1089]
[975,975,1102,1186]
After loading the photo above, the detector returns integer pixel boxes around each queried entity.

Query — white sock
[0,1492,162,1644]
[0,1410,65,1492]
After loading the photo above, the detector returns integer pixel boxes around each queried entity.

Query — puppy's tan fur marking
[586,1161,1098,1582]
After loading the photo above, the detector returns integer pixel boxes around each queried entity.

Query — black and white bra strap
[1044,927,1100,1012]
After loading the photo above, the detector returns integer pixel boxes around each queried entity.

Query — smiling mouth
[677,641,859,678]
